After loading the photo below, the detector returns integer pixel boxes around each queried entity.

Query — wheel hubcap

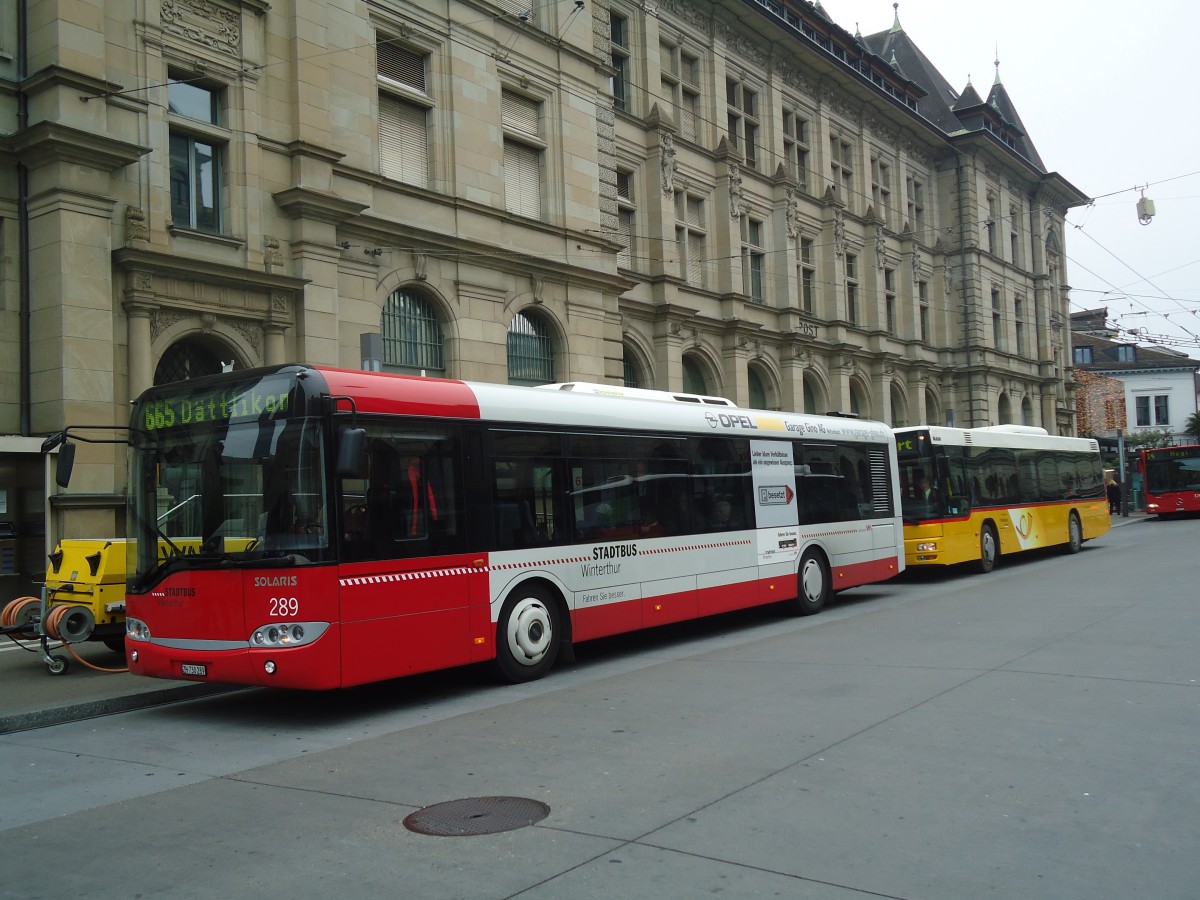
[507,598,552,666]
[801,560,823,601]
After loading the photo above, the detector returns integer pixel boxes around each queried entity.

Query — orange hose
[1,596,40,628]
[61,639,129,674]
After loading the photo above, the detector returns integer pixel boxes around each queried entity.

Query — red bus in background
[1140,445,1200,516]
[70,365,904,690]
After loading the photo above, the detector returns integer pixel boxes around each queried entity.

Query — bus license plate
[181,663,207,677]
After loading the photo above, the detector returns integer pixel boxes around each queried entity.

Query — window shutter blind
[379,94,428,187]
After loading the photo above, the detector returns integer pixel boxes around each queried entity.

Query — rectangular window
[661,42,700,143]
[783,107,810,189]
[1010,204,1023,267]
[1073,345,1093,364]
[1014,296,1026,357]
[1114,345,1135,362]
[830,136,854,210]
[1155,395,1170,426]
[884,267,896,333]
[377,40,431,188]
[918,280,929,342]
[906,175,925,236]
[1133,395,1170,427]
[986,192,1000,255]
[742,216,765,302]
[676,192,707,287]
[168,78,224,233]
[726,79,759,169]
[616,169,636,269]
[502,90,544,219]
[845,253,859,323]
[871,155,892,227]
[991,288,1004,351]
[800,237,816,313]
[610,12,630,112]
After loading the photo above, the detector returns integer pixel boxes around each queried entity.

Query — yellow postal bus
[893,425,1110,573]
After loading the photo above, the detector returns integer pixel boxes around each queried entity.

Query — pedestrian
[1106,473,1120,514]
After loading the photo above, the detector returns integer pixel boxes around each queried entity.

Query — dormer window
[1113,345,1135,362]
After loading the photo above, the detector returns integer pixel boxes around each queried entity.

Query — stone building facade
[0,0,1086,593]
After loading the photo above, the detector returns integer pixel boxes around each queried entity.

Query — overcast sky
[826,0,1200,360]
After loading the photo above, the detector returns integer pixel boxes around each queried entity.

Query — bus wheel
[978,524,999,574]
[495,584,561,683]
[1067,512,1083,554]
[790,549,831,617]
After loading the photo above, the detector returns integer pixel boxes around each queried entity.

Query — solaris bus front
[124,366,350,688]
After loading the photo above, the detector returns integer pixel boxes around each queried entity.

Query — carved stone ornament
[875,224,888,269]
[414,252,428,281]
[161,0,241,57]
[126,206,149,244]
[263,235,283,272]
[785,187,799,240]
[660,132,677,197]
[833,208,846,258]
[728,164,743,220]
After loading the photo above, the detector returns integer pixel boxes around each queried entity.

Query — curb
[0,682,244,735]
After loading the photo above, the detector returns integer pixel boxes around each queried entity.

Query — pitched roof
[1072,330,1200,373]
[860,14,1046,171]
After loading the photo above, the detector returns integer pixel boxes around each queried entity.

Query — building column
[123,295,157,400]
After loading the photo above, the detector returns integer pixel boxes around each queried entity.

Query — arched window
[622,342,646,388]
[382,289,445,375]
[925,388,941,426]
[1021,396,1034,426]
[890,383,907,427]
[508,311,554,385]
[682,354,708,395]
[998,392,1013,425]
[154,338,226,385]
[748,367,767,410]
[803,374,818,415]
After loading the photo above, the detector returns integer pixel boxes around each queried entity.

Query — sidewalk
[0,639,236,734]
[1,511,1150,735]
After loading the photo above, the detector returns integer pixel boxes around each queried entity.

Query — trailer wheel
[494,584,561,683]
[46,654,70,676]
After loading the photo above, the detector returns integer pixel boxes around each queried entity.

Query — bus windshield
[1144,447,1200,495]
[127,379,330,591]
[895,430,945,523]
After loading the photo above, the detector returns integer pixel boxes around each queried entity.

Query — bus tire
[495,583,562,683]
[790,548,831,617]
[1066,511,1083,554]
[977,523,999,574]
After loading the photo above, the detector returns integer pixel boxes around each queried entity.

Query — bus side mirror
[55,441,76,489]
[336,428,367,478]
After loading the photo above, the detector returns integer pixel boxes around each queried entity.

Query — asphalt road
[1,513,1196,899]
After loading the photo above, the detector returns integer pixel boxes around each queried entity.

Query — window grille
[382,290,445,374]
[508,312,553,385]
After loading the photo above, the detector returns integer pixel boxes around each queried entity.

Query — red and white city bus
[1139,445,1200,516]
[70,365,903,689]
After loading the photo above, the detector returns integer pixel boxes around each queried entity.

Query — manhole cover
[403,796,551,837]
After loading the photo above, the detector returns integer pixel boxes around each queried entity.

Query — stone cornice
[272,187,370,224]
[113,247,309,294]
[12,121,150,171]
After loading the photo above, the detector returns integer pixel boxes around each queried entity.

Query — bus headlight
[916,542,938,552]
[126,617,152,642]
[248,621,328,649]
